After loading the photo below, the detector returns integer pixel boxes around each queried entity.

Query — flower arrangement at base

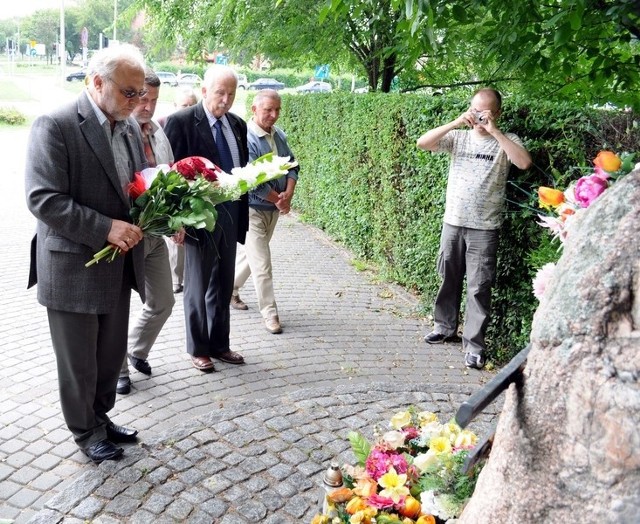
[311,407,483,524]
[532,150,638,300]
[85,153,296,267]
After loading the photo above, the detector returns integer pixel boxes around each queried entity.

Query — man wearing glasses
[25,44,148,463]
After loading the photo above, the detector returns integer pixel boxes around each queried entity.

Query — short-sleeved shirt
[436,129,523,230]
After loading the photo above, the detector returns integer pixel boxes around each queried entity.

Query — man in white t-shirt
[416,88,532,369]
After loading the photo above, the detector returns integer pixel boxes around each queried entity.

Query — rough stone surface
[460,170,640,523]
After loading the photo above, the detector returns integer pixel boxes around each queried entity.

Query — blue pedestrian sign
[314,64,329,80]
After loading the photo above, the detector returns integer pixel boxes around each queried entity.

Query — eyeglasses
[109,78,148,99]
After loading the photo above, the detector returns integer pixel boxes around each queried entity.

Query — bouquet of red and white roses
[85,153,296,267]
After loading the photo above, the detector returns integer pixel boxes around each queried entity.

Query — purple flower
[574,174,608,208]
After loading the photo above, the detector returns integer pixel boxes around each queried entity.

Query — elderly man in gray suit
[25,44,148,463]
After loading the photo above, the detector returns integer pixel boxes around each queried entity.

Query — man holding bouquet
[25,44,147,462]
[164,65,249,372]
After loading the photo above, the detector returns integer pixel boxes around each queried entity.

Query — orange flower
[538,186,565,208]
[353,477,378,497]
[346,496,368,515]
[328,486,353,503]
[399,496,422,519]
[594,150,621,173]
[416,516,436,524]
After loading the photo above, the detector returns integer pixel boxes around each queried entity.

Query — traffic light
[99,33,109,49]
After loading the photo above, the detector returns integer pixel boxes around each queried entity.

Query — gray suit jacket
[25,91,147,314]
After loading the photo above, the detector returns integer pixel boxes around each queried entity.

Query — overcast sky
[2,0,79,20]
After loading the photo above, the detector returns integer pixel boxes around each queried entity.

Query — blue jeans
[432,223,499,355]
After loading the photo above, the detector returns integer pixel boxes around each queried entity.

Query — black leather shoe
[129,355,152,375]
[106,422,138,443]
[424,331,453,344]
[116,376,131,395]
[83,439,124,463]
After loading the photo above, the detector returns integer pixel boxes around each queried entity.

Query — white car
[177,73,203,87]
[156,71,178,86]
[237,74,249,89]
[296,81,332,93]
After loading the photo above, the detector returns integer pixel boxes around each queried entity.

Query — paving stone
[69,496,105,520]
[5,131,494,523]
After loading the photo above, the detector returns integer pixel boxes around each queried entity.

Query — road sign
[314,64,330,80]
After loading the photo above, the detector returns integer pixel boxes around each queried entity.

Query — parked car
[156,71,178,86]
[177,73,203,87]
[296,81,332,93]
[248,77,285,91]
[66,69,87,82]
[237,73,249,90]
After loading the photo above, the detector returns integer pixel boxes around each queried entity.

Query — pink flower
[574,174,608,208]
[532,263,556,300]
[365,448,408,480]
[366,493,397,509]
[593,166,610,181]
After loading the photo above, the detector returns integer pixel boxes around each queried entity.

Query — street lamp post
[113,0,118,41]
[60,0,66,82]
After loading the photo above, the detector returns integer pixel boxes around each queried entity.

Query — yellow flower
[350,507,377,524]
[441,422,460,443]
[538,186,565,208]
[454,429,478,448]
[311,515,330,524]
[594,150,621,172]
[378,466,410,503]
[429,436,452,454]
[346,496,367,515]
[417,411,438,426]
[390,411,412,429]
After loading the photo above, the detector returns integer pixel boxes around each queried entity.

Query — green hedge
[275,92,638,363]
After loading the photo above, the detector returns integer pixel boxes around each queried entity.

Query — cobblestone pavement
[0,99,497,523]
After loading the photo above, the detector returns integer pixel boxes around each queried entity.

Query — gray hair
[175,87,198,107]
[203,64,237,89]
[253,89,281,107]
[87,43,145,80]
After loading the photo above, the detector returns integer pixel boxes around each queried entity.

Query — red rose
[172,156,220,181]
[127,172,147,200]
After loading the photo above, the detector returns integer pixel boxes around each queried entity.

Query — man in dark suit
[164,65,249,372]
[25,44,148,463]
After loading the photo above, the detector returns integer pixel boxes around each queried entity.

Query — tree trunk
[459,169,640,523]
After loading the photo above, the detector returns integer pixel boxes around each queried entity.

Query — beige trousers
[234,207,280,319]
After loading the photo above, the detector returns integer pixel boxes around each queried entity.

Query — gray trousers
[47,281,131,449]
[121,236,175,377]
[432,223,499,355]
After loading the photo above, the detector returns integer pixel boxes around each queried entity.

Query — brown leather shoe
[265,315,282,334]
[214,350,245,364]
[230,294,248,310]
[191,356,215,372]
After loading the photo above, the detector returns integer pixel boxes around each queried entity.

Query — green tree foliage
[400,0,640,109]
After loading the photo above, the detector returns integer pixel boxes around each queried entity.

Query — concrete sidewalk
[0,127,495,523]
